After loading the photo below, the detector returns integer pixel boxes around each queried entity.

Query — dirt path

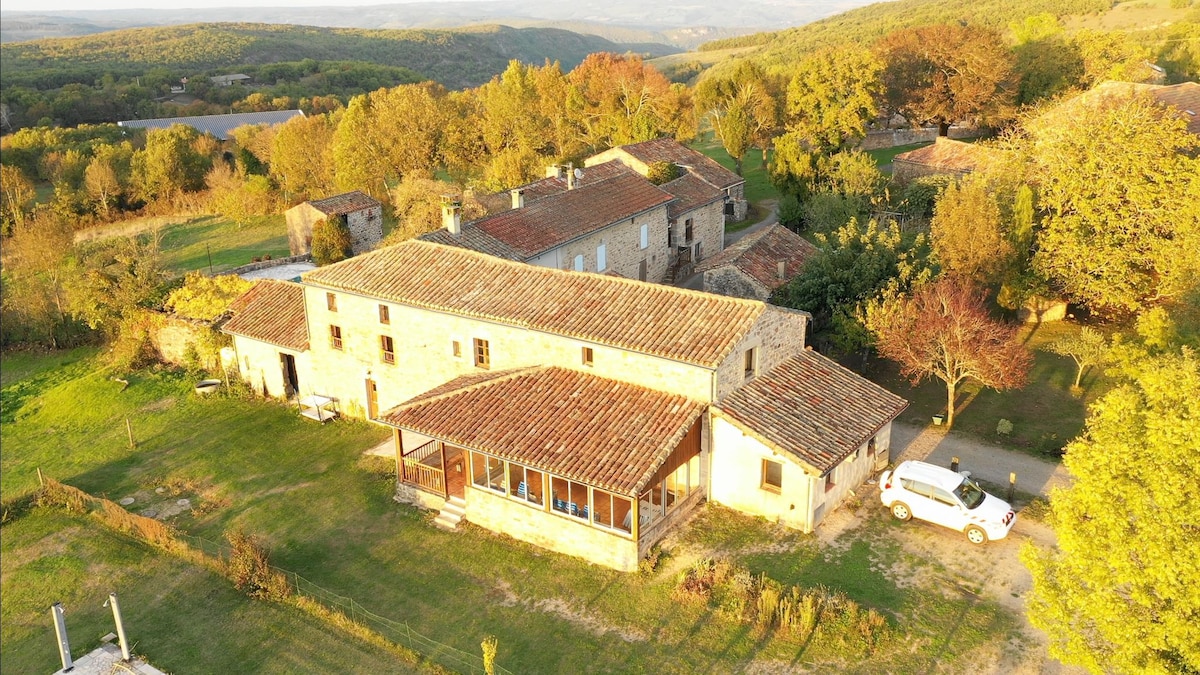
[890,423,1072,497]
[723,198,779,248]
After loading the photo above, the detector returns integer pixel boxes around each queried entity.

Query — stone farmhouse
[286,191,383,257]
[423,149,728,284]
[697,224,819,301]
[223,240,906,571]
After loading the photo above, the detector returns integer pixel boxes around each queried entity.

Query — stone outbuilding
[890,137,1003,183]
[286,191,383,257]
[697,224,818,301]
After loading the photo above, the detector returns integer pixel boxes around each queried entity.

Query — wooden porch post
[631,497,639,544]
[439,442,448,499]
[394,428,404,482]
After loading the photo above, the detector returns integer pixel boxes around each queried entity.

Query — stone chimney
[566,162,577,190]
[777,260,787,281]
[441,196,462,236]
[545,165,566,179]
[510,189,525,209]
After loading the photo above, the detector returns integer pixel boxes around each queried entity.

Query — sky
[2,0,446,12]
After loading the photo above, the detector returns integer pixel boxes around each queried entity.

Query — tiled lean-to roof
[892,137,1002,176]
[380,366,705,494]
[303,240,766,367]
[696,224,818,292]
[659,172,725,219]
[716,351,908,475]
[308,190,380,216]
[616,138,744,191]
[223,280,309,351]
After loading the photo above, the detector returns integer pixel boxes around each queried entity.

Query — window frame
[573,254,584,272]
[473,338,490,369]
[597,241,608,272]
[380,335,395,365]
[452,340,462,358]
[581,346,594,367]
[761,458,783,493]
[639,223,649,250]
[326,292,337,312]
[378,304,390,325]
[329,325,343,350]
[744,347,756,380]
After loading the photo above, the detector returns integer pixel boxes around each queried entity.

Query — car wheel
[890,502,911,521]
[966,525,987,544]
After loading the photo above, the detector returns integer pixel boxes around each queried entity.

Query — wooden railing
[402,459,446,496]
[404,439,443,463]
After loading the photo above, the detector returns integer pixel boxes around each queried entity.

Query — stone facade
[670,200,725,277]
[531,207,671,282]
[702,267,769,301]
[231,334,311,399]
[286,199,383,257]
[714,307,808,401]
[150,313,222,370]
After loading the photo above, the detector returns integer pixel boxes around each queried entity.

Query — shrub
[996,418,1013,436]
[310,218,353,266]
[227,530,292,601]
[645,161,681,185]
[639,544,666,576]
[777,194,804,230]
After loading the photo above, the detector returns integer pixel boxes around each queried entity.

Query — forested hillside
[0,22,678,91]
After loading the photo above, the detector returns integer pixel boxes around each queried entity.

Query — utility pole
[51,603,73,672]
[207,244,214,275]
[105,593,132,661]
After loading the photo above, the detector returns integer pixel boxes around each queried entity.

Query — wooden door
[365,378,378,419]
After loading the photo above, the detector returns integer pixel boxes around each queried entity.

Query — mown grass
[866,141,932,172]
[858,321,1112,456]
[158,215,290,275]
[1,352,1021,673]
[0,509,418,675]
[690,131,780,207]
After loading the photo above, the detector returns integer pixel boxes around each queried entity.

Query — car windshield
[955,478,986,509]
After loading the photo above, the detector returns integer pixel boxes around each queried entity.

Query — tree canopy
[1022,349,1200,674]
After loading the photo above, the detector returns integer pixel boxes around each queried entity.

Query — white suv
[879,460,1015,544]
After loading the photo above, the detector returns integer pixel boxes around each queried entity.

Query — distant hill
[0,22,682,91]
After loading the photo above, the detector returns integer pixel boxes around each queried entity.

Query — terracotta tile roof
[1150,82,1200,135]
[302,240,766,367]
[420,227,523,261]
[308,191,380,216]
[222,280,309,351]
[695,224,819,292]
[1049,81,1200,136]
[617,138,744,191]
[716,351,908,475]
[473,161,636,214]
[660,172,725,219]
[892,138,1002,175]
[380,366,705,494]
[446,171,673,259]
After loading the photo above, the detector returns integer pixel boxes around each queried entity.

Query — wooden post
[950,456,959,473]
[37,467,44,487]
[439,442,448,499]
[125,418,135,448]
[1007,472,1017,502]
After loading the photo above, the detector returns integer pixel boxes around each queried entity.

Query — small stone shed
[286,191,383,257]
[891,137,1003,184]
[697,224,818,301]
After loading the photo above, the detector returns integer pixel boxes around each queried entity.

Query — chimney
[441,196,462,236]
[777,260,787,281]
[546,164,565,179]
[510,188,525,209]
[566,162,577,190]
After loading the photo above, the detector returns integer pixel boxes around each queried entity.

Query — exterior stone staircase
[433,495,466,530]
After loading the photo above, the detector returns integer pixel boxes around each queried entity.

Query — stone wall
[858,126,984,151]
[715,306,808,401]
[465,483,641,572]
[344,206,384,255]
[553,205,670,282]
[703,267,768,301]
[224,254,312,277]
[150,312,221,369]
[675,199,726,267]
[810,423,892,529]
[286,204,383,256]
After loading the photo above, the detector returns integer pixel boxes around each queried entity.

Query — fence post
[125,418,136,449]
[950,456,959,473]
[1007,472,1017,502]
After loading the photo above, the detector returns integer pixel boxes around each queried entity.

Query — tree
[929,174,1015,284]
[568,53,688,152]
[0,212,77,347]
[784,45,883,154]
[387,176,485,243]
[165,272,254,321]
[1021,350,1200,674]
[66,236,167,338]
[1,164,36,235]
[130,124,211,203]
[866,277,1031,428]
[1027,92,1200,315]
[271,112,337,203]
[310,219,353,266]
[876,24,1017,135]
[333,83,447,197]
[83,142,133,221]
[695,61,778,175]
[1043,326,1107,392]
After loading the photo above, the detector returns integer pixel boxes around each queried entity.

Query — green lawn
[158,215,291,275]
[1,352,1021,673]
[866,142,932,172]
[0,509,419,675]
[856,321,1113,456]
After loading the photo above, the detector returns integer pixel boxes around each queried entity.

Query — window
[639,223,649,249]
[744,347,756,380]
[597,241,607,272]
[551,477,589,520]
[380,335,395,365]
[473,338,490,369]
[326,292,337,312]
[684,218,694,243]
[471,452,504,493]
[508,463,544,506]
[329,325,343,350]
[452,340,462,358]
[761,459,782,492]
[825,472,837,493]
[378,304,390,324]
[582,346,594,366]
[573,254,584,272]
[868,437,878,455]
[593,489,632,533]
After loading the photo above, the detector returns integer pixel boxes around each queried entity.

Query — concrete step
[433,496,467,531]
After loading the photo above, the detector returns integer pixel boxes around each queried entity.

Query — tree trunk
[734,156,744,177]
[945,381,956,429]
[938,121,950,137]
[1074,364,1085,389]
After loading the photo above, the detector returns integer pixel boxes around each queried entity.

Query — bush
[310,218,353,266]
[996,418,1013,436]
[227,530,292,601]
[645,161,681,185]
[639,544,666,576]
[777,194,804,230]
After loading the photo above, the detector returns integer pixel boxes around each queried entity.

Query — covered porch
[391,431,466,501]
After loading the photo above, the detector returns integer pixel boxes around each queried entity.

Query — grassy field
[865,141,932,172]
[0,351,1021,673]
[157,215,291,275]
[856,321,1112,456]
[0,509,419,674]
[690,131,780,208]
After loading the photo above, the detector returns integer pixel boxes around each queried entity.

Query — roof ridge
[393,365,547,412]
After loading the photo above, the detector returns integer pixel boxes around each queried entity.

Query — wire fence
[176,532,513,675]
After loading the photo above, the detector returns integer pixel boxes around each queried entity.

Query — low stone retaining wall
[859,126,985,151]
[223,253,313,276]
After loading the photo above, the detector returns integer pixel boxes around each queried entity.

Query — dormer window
[744,347,757,381]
